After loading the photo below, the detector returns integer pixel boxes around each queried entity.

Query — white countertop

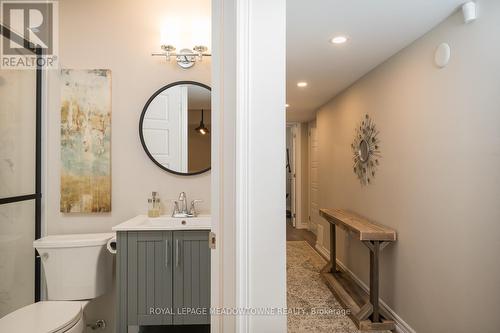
[112,215,211,231]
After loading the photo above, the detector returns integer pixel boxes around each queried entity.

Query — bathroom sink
[112,215,211,231]
[148,215,211,227]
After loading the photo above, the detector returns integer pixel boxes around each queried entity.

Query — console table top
[319,208,397,242]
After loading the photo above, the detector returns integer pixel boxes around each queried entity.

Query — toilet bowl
[0,233,114,333]
[0,301,88,333]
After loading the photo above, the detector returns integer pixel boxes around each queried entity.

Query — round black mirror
[139,81,211,175]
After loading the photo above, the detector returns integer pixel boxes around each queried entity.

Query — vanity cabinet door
[127,231,173,326]
[173,231,211,325]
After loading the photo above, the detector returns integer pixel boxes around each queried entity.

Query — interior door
[309,126,320,234]
[142,85,188,172]
[0,26,42,319]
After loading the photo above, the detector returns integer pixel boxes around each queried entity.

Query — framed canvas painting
[60,69,111,213]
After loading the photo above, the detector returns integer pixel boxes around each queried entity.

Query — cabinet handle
[165,240,169,267]
[176,239,180,267]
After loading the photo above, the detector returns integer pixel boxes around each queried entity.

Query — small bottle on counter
[148,191,161,217]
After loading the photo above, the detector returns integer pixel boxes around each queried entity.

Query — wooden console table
[319,208,397,331]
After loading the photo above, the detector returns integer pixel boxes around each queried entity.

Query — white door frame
[308,123,319,237]
[211,0,235,331]
[287,124,296,227]
[211,0,287,332]
[286,122,306,229]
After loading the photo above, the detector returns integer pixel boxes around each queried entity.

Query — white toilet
[0,233,114,333]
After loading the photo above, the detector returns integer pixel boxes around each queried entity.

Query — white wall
[239,0,287,331]
[314,1,500,332]
[44,0,211,331]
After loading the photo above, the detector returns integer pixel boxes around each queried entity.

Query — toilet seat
[0,301,82,333]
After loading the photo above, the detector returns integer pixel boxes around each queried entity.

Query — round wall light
[331,35,348,44]
[297,82,308,87]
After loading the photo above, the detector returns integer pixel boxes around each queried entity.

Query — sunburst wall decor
[352,114,381,185]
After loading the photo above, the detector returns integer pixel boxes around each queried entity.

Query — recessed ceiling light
[331,35,348,44]
[285,104,290,108]
[297,82,308,88]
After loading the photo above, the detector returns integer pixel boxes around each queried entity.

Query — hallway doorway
[286,124,297,226]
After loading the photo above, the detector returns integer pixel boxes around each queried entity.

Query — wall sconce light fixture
[152,44,211,69]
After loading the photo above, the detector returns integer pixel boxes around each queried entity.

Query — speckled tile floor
[287,241,389,333]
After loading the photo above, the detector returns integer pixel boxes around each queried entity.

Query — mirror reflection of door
[141,82,211,175]
[142,85,188,172]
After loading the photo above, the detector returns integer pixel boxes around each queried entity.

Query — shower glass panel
[0,26,42,319]
[0,201,35,317]
[0,70,36,198]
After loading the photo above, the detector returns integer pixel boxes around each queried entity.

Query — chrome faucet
[189,200,203,216]
[172,192,203,217]
[178,192,188,215]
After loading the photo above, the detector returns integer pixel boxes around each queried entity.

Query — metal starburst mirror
[352,114,381,185]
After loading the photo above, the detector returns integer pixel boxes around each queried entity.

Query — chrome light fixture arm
[152,44,212,69]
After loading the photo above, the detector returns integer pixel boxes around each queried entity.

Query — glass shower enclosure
[0,24,42,318]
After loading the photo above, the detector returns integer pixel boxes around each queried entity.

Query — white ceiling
[286,0,465,122]
[188,85,211,110]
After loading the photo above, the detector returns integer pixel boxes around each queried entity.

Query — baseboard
[308,223,318,235]
[295,220,309,230]
[314,242,330,261]
[314,243,416,333]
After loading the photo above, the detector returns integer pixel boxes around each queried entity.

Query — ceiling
[188,85,211,110]
[286,0,465,122]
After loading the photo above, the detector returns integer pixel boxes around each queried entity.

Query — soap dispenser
[148,191,161,217]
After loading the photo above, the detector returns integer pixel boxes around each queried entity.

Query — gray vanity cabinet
[117,230,210,332]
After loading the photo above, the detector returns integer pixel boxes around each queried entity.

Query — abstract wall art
[352,114,381,185]
[60,69,111,213]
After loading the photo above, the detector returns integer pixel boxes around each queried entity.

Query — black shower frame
[0,24,43,302]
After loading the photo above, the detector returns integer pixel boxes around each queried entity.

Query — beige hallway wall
[314,1,500,331]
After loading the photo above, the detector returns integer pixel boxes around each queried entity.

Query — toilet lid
[0,301,82,333]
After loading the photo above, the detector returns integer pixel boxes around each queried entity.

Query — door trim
[211,0,287,332]
[287,122,306,229]
[235,0,251,330]
[308,123,318,236]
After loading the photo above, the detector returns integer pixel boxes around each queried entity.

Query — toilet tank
[33,233,114,301]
